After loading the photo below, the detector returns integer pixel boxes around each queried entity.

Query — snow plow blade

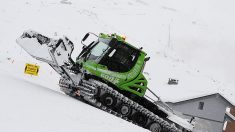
[16,30,74,66]
[16,30,80,85]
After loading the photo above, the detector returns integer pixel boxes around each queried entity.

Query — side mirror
[82,33,90,42]
[81,32,98,46]
[144,57,150,62]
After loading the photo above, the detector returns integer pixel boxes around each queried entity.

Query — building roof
[168,92,235,106]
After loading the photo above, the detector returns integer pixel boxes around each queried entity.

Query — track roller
[118,103,132,117]
[149,122,162,132]
[100,93,117,108]
[132,112,148,127]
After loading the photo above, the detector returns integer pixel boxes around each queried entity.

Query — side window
[88,42,109,61]
[198,102,204,110]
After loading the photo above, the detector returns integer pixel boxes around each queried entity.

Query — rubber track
[81,79,182,132]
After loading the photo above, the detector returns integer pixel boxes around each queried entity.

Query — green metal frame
[78,33,148,97]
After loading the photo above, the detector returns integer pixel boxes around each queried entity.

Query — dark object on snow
[168,78,178,85]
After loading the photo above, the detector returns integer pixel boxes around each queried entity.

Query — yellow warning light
[121,35,127,41]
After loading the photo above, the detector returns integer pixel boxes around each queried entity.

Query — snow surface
[0,0,235,131]
[0,70,146,132]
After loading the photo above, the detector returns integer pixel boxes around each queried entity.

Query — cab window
[88,41,109,61]
[100,41,139,72]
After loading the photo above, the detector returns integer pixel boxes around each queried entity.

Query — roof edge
[167,92,235,106]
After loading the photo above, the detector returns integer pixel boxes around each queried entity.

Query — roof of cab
[99,33,147,55]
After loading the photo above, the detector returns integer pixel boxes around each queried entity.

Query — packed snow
[0,0,235,132]
[0,70,146,132]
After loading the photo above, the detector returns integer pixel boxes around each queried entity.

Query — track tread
[60,78,186,132]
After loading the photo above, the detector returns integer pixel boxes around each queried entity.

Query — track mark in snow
[77,9,98,19]
[134,0,148,6]
[161,6,177,12]
[60,0,72,5]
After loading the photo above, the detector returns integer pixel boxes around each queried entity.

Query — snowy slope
[0,70,146,132]
[0,0,234,102]
[0,0,235,131]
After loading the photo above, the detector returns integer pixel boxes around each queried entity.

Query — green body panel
[78,33,148,97]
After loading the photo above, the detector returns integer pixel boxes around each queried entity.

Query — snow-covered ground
[0,70,146,132]
[0,0,235,131]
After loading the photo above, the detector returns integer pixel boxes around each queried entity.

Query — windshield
[87,41,110,61]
